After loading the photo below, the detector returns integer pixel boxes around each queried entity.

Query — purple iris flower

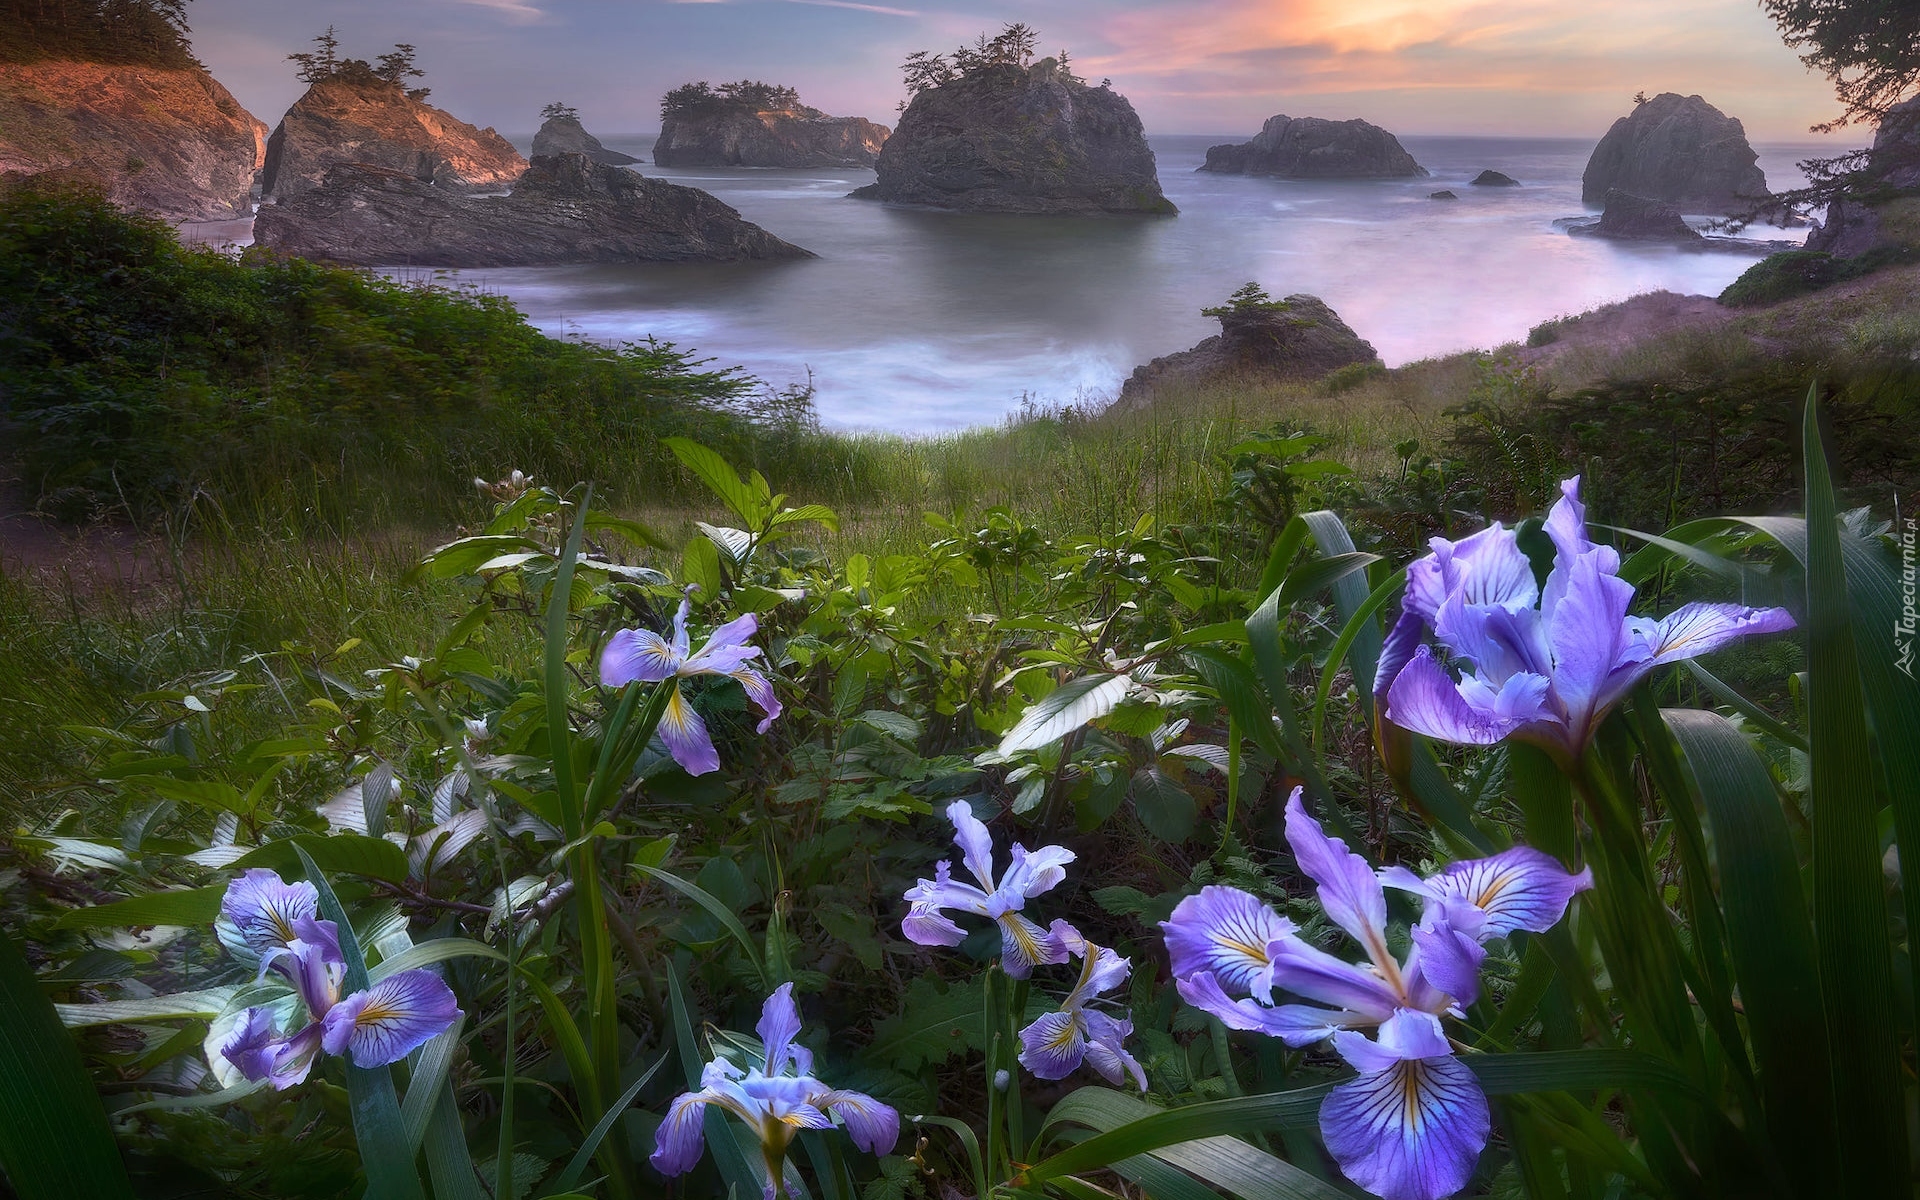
[1160,790,1590,1200]
[215,870,460,1090]
[600,588,783,777]
[900,800,1075,979]
[652,983,899,1200]
[1017,921,1147,1090]
[1377,476,1795,763]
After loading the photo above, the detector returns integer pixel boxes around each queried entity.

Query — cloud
[785,0,917,15]
[439,0,546,22]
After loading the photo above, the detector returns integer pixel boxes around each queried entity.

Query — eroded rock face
[252,153,811,265]
[654,107,888,168]
[0,60,266,221]
[1581,93,1766,210]
[1808,97,1920,257]
[1200,116,1425,178]
[851,60,1174,214]
[260,77,527,201]
[532,114,637,166]
[1572,190,1704,242]
[1113,295,1378,411]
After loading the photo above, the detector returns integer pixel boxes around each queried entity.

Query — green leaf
[542,1051,669,1196]
[57,986,237,1028]
[769,502,840,532]
[1130,766,1197,842]
[865,976,1009,1072]
[665,438,763,525]
[295,847,426,1200]
[370,938,505,983]
[1664,708,1835,1196]
[0,929,137,1200]
[681,535,723,599]
[236,834,410,883]
[1795,388,1907,1195]
[635,863,769,989]
[54,886,223,930]
[999,673,1130,755]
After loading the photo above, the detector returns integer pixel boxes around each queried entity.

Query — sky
[186,0,1859,145]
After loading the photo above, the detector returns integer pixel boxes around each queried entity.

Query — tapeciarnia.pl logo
[1898,504,1917,680]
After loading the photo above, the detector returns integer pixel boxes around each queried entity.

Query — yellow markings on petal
[1047,1017,1083,1053]
[1220,937,1271,964]
[1401,1064,1426,1132]
[1473,868,1517,909]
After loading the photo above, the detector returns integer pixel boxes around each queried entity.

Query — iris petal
[651,1090,715,1177]
[1283,790,1388,955]
[1160,885,1296,998]
[816,1089,900,1155]
[1386,648,1537,746]
[600,628,681,687]
[659,684,722,776]
[1081,1011,1148,1091]
[1176,971,1367,1047]
[945,800,999,892]
[1424,847,1595,938]
[1543,549,1638,740]
[220,869,319,958]
[757,983,802,1076]
[1016,1009,1086,1080]
[1643,602,1798,669]
[1266,934,1401,1019]
[1320,1044,1489,1200]
[318,969,460,1068]
[996,911,1068,979]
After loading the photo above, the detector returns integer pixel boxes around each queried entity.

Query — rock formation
[0,61,266,221]
[1808,97,1920,258]
[1581,93,1766,210]
[252,152,809,265]
[1429,190,1458,200]
[1471,170,1520,187]
[1199,116,1425,179]
[1113,294,1378,411]
[260,76,526,201]
[1570,190,1704,243]
[850,60,1174,214]
[531,111,637,166]
[654,100,888,168]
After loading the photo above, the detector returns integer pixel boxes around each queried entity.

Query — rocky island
[852,24,1173,215]
[1113,284,1379,411]
[531,102,637,166]
[653,80,888,168]
[1200,115,1425,178]
[1569,189,1705,243]
[260,39,526,201]
[253,152,810,265]
[1582,92,1767,211]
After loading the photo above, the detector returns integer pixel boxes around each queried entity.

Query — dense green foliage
[660,80,806,120]
[0,0,194,67]
[1719,245,1920,306]
[286,28,430,99]
[0,184,829,523]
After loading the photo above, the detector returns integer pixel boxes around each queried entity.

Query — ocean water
[402,133,1826,432]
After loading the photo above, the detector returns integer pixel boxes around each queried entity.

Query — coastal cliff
[260,76,526,201]
[0,60,266,220]
[852,59,1172,214]
[1200,115,1425,179]
[654,94,888,168]
[253,152,810,265]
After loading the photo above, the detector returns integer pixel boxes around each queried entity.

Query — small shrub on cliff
[287,27,429,99]
[1719,245,1920,306]
[899,22,1073,96]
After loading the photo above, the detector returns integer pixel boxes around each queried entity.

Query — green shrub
[1719,244,1920,307]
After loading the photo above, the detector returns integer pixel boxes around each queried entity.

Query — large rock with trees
[1200,116,1426,178]
[253,152,810,265]
[0,0,266,220]
[851,24,1174,214]
[531,102,637,167]
[1113,285,1378,411]
[1581,93,1767,210]
[652,81,888,168]
[259,31,526,201]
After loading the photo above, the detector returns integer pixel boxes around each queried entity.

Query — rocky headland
[1808,97,1920,258]
[1581,93,1767,211]
[0,60,266,220]
[1113,292,1378,411]
[260,76,527,201]
[1199,116,1425,179]
[531,109,637,167]
[252,152,809,265]
[653,86,888,168]
[851,59,1174,214]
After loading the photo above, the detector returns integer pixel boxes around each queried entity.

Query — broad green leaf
[665,438,762,525]
[634,863,769,990]
[1130,766,1197,842]
[0,930,137,1200]
[1664,708,1835,1196]
[681,535,723,599]
[370,938,505,983]
[236,834,410,883]
[1794,390,1907,1195]
[54,886,223,931]
[999,673,1130,754]
[57,986,237,1028]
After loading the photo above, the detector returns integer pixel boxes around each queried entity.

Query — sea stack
[0,60,267,220]
[1113,289,1379,411]
[1581,93,1766,211]
[1808,97,1920,258]
[253,152,811,265]
[260,74,526,201]
[531,104,637,166]
[1200,116,1425,178]
[653,81,888,168]
[852,58,1174,214]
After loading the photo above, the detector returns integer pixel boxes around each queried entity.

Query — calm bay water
[418,133,1824,432]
